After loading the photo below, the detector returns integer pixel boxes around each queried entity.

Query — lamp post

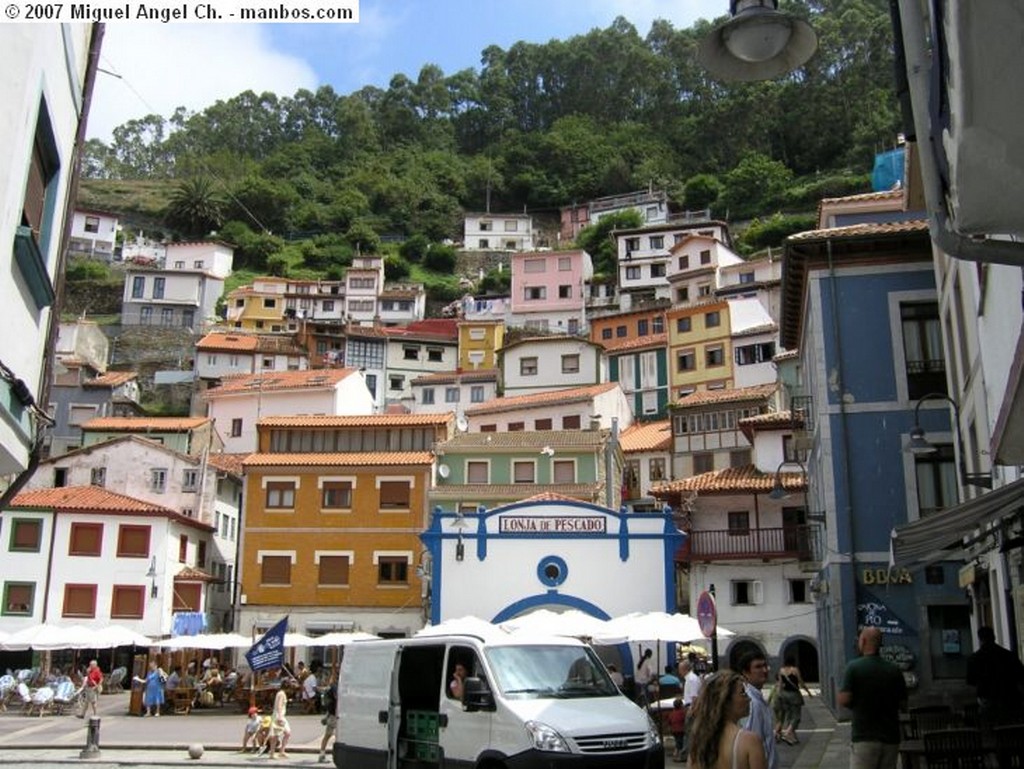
[906,392,993,489]
[769,458,806,501]
[146,556,158,599]
[698,0,818,82]
[451,512,470,562]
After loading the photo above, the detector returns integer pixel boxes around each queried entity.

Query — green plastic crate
[406,710,439,740]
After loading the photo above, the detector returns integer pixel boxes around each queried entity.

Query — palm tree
[165,177,226,238]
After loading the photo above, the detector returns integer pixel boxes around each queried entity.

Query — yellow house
[225,277,289,332]
[238,413,452,637]
[458,319,505,371]
[666,299,733,396]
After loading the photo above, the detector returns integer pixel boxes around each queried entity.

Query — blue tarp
[872,148,905,191]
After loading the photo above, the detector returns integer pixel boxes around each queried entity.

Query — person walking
[78,660,104,718]
[966,625,1024,727]
[318,677,338,763]
[774,656,812,745]
[133,660,167,717]
[267,687,292,759]
[838,627,907,769]
[739,652,777,769]
[687,670,766,769]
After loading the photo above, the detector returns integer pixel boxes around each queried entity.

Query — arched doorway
[726,638,766,672]
[779,637,820,683]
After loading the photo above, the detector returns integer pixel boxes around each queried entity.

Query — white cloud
[88,24,318,143]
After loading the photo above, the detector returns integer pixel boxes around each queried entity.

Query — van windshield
[486,645,619,699]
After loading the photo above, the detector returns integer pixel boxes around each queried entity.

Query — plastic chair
[52,681,80,715]
[105,667,127,693]
[26,686,54,717]
[916,710,963,736]
[922,728,986,769]
[0,674,15,712]
[906,704,953,738]
[994,724,1024,769]
[13,682,33,712]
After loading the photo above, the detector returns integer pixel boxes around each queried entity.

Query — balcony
[687,525,822,569]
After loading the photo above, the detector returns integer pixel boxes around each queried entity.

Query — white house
[2,485,217,637]
[202,368,374,453]
[716,253,784,322]
[499,336,607,397]
[410,369,500,418]
[345,256,385,325]
[728,298,779,389]
[465,382,633,434]
[69,208,118,261]
[378,284,427,326]
[122,266,227,329]
[620,420,674,506]
[164,241,234,278]
[382,321,460,405]
[1,25,101,482]
[195,332,309,381]
[463,213,534,251]
[664,233,745,309]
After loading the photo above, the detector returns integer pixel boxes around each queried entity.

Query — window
[735,342,776,365]
[160,307,174,326]
[403,346,419,360]
[131,276,145,298]
[111,585,145,619]
[470,385,485,403]
[728,511,750,535]
[173,583,201,612]
[513,461,535,484]
[562,414,581,429]
[62,584,97,618]
[520,357,538,376]
[552,460,575,483]
[676,316,692,334]
[649,458,666,481]
[705,311,721,328]
[524,258,546,273]
[266,481,296,509]
[230,418,243,438]
[602,328,613,340]
[389,376,404,391]
[467,461,488,484]
[263,298,276,309]
[626,266,641,280]
[534,418,552,430]
[649,235,664,249]
[902,302,946,399]
[479,220,492,231]
[706,346,725,367]
[731,580,762,606]
[524,286,546,300]
[422,388,435,405]
[322,481,353,509]
[428,348,444,363]
[478,238,490,249]
[558,285,572,299]
[739,271,756,284]
[561,354,580,374]
[616,325,627,338]
[179,534,188,563]
[700,249,712,265]
[2,582,35,615]
[445,388,459,403]
[151,276,165,299]
[69,522,103,556]
[365,374,377,396]
[261,555,292,585]
[10,519,42,552]
[698,283,711,297]
[730,449,752,467]
[677,286,689,303]
[693,453,714,474]
[319,555,350,586]
[508,422,525,431]
[916,444,957,517]
[379,481,411,509]
[624,237,640,254]
[378,556,408,584]
[193,260,203,269]
[558,257,572,271]
[197,540,207,568]
[182,469,199,492]
[789,579,810,604]
[68,404,97,425]
[150,468,167,492]
[140,306,153,325]
[117,525,150,557]
[83,215,100,233]
[677,350,695,372]
[90,467,105,487]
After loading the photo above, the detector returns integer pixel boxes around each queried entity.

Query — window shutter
[318,556,350,586]
[467,463,488,484]
[379,481,410,508]
[753,580,764,605]
[553,460,575,484]
[111,586,144,618]
[63,585,96,617]
[173,583,202,611]
[261,556,291,585]
[13,520,41,550]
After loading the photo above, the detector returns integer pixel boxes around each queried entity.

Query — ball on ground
[188,744,204,760]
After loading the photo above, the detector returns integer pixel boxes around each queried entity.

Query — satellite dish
[456,416,469,432]
[438,464,451,479]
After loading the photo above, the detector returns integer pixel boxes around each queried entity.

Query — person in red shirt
[78,659,104,718]
[668,697,687,762]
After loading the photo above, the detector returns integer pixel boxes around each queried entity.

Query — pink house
[509,249,593,335]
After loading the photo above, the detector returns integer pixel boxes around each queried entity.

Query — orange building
[237,413,452,638]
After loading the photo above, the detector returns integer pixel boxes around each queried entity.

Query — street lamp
[698,0,818,82]
[451,512,471,562]
[906,392,993,489]
[769,458,805,500]
[146,556,158,598]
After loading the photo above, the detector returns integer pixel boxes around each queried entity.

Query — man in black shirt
[966,626,1024,726]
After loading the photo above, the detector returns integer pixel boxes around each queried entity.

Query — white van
[335,632,664,769]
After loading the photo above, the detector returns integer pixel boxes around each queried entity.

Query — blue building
[781,194,969,709]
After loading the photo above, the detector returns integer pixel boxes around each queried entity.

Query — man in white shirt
[302,670,319,711]
[677,658,703,759]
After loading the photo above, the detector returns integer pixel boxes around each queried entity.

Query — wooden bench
[169,687,195,715]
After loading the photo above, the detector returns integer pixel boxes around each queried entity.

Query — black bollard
[79,715,101,759]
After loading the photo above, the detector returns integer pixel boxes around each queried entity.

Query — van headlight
[646,713,662,746]
[524,720,570,752]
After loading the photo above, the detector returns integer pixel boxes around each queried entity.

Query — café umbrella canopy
[498,608,624,642]
[0,623,96,651]
[305,631,379,646]
[601,612,735,644]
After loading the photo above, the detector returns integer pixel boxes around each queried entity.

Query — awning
[890,478,1024,570]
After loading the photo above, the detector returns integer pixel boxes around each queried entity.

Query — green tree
[683,174,724,211]
[399,234,430,263]
[385,255,411,281]
[345,220,382,254]
[478,267,511,294]
[165,177,226,238]
[721,153,794,219]
[575,209,644,280]
[423,243,456,273]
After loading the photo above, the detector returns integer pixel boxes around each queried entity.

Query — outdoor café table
[897,734,996,769]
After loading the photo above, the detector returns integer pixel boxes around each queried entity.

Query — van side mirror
[462,677,495,712]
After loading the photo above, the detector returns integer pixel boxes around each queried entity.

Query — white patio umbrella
[304,631,379,646]
[0,623,94,651]
[601,612,734,645]
[499,608,624,642]
[284,632,316,647]
[85,626,154,649]
[414,616,508,639]
[155,632,251,650]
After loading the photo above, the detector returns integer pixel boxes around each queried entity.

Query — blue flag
[245,617,288,672]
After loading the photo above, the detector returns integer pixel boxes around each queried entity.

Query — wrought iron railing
[688,525,822,562]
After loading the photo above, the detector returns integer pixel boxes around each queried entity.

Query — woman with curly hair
[687,671,766,769]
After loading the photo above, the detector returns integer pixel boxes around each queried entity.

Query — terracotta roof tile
[819,189,904,206]
[196,333,260,352]
[601,333,668,353]
[431,484,601,501]
[787,219,928,243]
[466,383,619,416]
[7,486,214,531]
[411,369,500,386]
[738,410,803,442]
[174,566,218,582]
[82,416,210,431]
[439,430,606,451]
[650,465,806,496]
[500,336,603,354]
[619,420,672,453]
[83,371,138,388]
[673,384,777,408]
[243,452,434,467]
[206,453,248,477]
[206,368,358,396]
[256,414,453,428]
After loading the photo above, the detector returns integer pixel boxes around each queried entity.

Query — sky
[89,0,726,142]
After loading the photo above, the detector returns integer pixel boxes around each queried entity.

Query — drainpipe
[605,416,619,509]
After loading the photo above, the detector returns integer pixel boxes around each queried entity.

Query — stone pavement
[0,688,853,768]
